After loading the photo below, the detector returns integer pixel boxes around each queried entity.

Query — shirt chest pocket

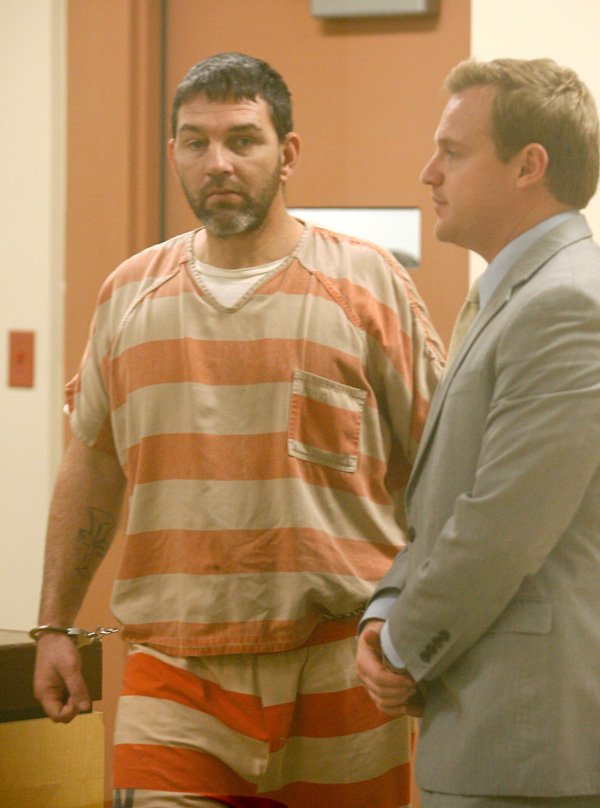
[288,370,367,473]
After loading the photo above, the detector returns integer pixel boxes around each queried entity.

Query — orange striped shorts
[113,634,413,807]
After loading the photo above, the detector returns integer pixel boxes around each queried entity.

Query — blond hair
[446,58,599,209]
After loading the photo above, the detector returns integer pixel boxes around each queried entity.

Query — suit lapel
[406,214,593,502]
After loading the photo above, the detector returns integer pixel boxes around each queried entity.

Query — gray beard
[184,161,282,238]
[199,201,265,237]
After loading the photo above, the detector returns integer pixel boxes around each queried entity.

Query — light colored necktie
[446,277,480,365]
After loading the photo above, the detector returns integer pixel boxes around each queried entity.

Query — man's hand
[33,633,91,723]
[356,620,421,716]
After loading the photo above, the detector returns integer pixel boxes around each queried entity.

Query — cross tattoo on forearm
[76,507,115,579]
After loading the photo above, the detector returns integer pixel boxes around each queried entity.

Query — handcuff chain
[29,624,119,647]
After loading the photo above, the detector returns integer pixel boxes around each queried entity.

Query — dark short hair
[171,52,293,141]
[446,57,600,209]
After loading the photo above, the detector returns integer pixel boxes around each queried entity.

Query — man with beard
[32,52,444,808]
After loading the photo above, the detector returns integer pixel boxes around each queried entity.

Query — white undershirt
[193,257,285,307]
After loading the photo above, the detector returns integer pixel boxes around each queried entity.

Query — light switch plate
[8,331,35,388]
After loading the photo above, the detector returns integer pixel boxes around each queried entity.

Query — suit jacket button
[407,526,416,543]
[420,650,430,663]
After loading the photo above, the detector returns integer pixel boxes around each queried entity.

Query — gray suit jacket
[374,214,600,797]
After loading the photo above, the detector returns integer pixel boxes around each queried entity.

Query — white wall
[469,0,600,279]
[0,1,65,629]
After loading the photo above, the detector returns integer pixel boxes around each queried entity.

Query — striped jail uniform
[67,223,444,807]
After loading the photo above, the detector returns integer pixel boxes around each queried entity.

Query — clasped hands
[356,619,423,717]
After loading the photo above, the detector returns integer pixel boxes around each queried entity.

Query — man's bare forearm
[38,436,126,626]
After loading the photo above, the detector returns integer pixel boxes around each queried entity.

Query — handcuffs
[29,625,119,648]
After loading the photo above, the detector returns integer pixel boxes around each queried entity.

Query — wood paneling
[0,713,104,807]
[66,3,164,803]
[65,0,163,380]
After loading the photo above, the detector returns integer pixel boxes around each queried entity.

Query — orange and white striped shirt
[67,224,444,657]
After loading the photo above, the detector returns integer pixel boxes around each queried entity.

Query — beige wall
[469,0,600,280]
[0,0,65,630]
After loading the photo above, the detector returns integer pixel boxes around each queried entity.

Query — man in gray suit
[356,57,600,807]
